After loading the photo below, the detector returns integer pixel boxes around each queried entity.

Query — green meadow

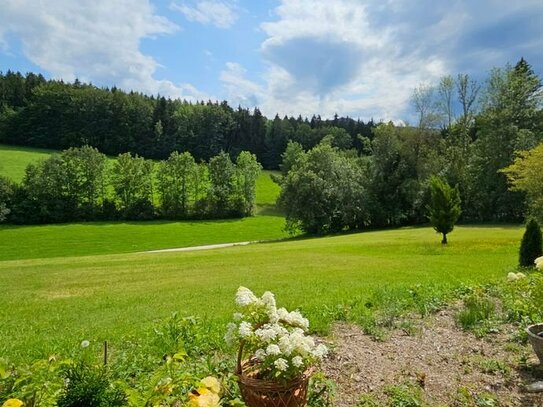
[0,144,525,368]
[0,144,287,260]
[0,144,55,181]
[0,225,522,363]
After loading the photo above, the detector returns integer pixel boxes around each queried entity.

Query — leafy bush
[519,219,543,267]
[57,363,126,407]
[500,272,543,325]
[0,357,67,407]
[307,372,336,407]
[152,313,211,358]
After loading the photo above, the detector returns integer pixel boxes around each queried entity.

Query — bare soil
[323,307,543,406]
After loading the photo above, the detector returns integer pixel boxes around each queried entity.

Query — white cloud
[0,0,205,101]
[216,0,448,121]
[220,0,543,122]
[171,0,238,29]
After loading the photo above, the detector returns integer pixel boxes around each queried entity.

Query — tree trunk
[442,233,448,244]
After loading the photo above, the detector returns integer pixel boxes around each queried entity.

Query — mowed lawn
[0,140,285,260]
[0,216,286,261]
[0,144,55,181]
[0,225,522,362]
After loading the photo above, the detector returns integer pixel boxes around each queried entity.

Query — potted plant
[526,323,543,364]
[225,287,328,407]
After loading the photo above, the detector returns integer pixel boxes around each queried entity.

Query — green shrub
[57,363,126,407]
[0,357,66,407]
[500,273,543,325]
[307,372,336,407]
[519,218,542,267]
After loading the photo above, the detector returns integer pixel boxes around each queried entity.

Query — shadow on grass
[0,213,286,230]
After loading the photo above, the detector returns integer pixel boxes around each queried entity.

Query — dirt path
[323,308,543,406]
[142,241,256,253]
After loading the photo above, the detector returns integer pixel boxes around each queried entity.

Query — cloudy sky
[0,0,542,122]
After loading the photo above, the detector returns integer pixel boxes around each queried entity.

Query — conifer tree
[427,176,462,244]
[519,219,543,267]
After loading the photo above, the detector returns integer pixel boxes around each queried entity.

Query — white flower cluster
[535,256,543,271]
[235,287,259,306]
[507,271,526,282]
[226,287,328,381]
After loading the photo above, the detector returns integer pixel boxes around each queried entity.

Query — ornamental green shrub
[519,218,543,267]
[57,363,126,407]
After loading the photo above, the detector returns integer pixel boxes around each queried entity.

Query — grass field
[0,216,287,261]
[0,225,523,363]
[0,144,286,260]
[0,144,55,181]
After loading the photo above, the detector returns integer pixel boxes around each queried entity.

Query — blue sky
[1,0,542,122]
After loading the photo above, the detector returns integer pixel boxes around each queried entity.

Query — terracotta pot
[526,323,543,364]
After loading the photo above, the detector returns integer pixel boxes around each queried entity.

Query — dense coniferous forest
[0,71,374,169]
[1,58,542,229]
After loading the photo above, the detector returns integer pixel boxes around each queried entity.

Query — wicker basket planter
[526,323,543,364]
[236,343,311,407]
[237,365,311,407]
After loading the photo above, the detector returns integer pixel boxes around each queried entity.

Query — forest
[1,58,542,229]
[0,71,374,169]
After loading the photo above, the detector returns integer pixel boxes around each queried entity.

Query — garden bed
[323,305,543,406]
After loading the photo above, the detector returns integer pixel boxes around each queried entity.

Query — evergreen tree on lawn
[427,176,462,244]
[519,218,543,267]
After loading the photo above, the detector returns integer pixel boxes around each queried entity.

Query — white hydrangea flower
[236,287,258,306]
[262,291,276,308]
[262,291,277,319]
[292,356,304,368]
[273,324,289,337]
[255,349,266,361]
[312,344,328,359]
[238,321,253,338]
[507,272,519,282]
[277,308,289,320]
[516,272,526,279]
[287,311,309,330]
[233,312,243,321]
[274,358,289,372]
[266,344,281,356]
[278,334,294,355]
[255,326,278,342]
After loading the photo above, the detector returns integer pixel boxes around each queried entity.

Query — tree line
[277,59,543,234]
[0,71,374,170]
[1,59,542,230]
[0,146,261,224]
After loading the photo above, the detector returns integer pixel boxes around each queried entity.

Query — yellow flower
[188,388,220,407]
[3,399,24,407]
[200,376,221,394]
